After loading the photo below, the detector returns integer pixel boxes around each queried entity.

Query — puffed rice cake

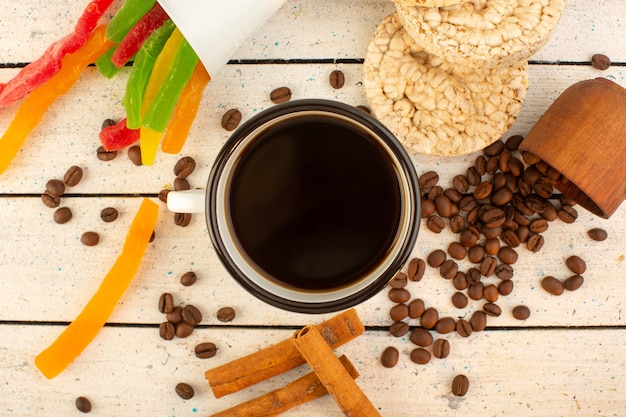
[363,13,528,156]
[396,0,566,69]
[392,0,471,7]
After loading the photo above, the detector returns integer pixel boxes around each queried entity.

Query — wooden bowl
[520,78,626,218]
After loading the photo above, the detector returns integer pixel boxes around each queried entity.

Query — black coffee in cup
[227,114,402,291]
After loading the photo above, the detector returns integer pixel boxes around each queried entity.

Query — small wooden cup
[520,78,626,218]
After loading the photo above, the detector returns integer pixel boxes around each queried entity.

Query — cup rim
[206,99,421,314]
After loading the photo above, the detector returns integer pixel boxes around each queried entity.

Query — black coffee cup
[168,99,421,313]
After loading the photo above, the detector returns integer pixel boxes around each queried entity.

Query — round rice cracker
[392,0,471,7]
[363,13,528,156]
[395,0,565,69]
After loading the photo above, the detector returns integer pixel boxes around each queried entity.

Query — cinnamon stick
[209,355,359,417]
[291,325,380,417]
[205,308,364,398]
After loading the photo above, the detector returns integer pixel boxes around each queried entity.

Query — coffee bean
[174,212,192,227]
[329,69,345,89]
[486,155,499,175]
[558,205,578,223]
[75,396,92,413]
[453,272,469,291]
[484,238,500,256]
[389,321,409,337]
[470,310,487,332]
[53,207,72,224]
[381,346,399,368]
[158,189,170,203]
[409,328,433,347]
[481,207,505,228]
[425,249,445,268]
[270,86,292,104]
[468,282,484,301]
[588,228,608,241]
[459,195,477,212]
[180,271,197,287]
[41,191,61,208]
[175,382,195,400]
[128,145,142,166]
[174,156,197,178]
[64,165,83,187]
[182,305,203,325]
[440,260,458,279]
[46,179,66,197]
[516,225,530,243]
[467,268,481,285]
[407,258,426,282]
[533,178,553,199]
[501,229,520,248]
[456,319,472,338]
[166,306,183,324]
[174,177,190,191]
[564,274,584,291]
[419,170,439,190]
[96,145,117,161]
[444,188,463,204]
[432,338,450,359]
[466,166,481,186]
[498,279,514,296]
[390,303,409,321]
[512,305,531,320]
[468,245,485,263]
[541,202,558,221]
[100,207,119,223]
[473,181,493,200]
[101,118,116,130]
[427,186,444,201]
[410,348,431,365]
[491,186,513,206]
[526,233,545,252]
[484,139,505,157]
[452,374,470,396]
[480,256,497,277]
[158,292,174,314]
[390,272,408,289]
[447,242,467,260]
[221,108,243,131]
[434,195,453,218]
[159,321,175,340]
[506,134,524,151]
[149,230,156,243]
[591,53,611,70]
[216,306,236,322]
[507,156,525,177]
[426,215,445,233]
[449,214,466,234]
[483,302,502,317]
[421,199,435,218]
[420,307,439,329]
[541,276,564,295]
[175,321,195,338]
[195,342,218,359]
[388,288,411,303]
[483,284,499,303]
[81,231,100,246]
[453,175,470,193]
[451,291,468,309]
[435,317,456,334]
[461,228,480,248]
[495,263,514,280]
[498,246,518,265]
[565,255,586,274]
[408,299,425,318]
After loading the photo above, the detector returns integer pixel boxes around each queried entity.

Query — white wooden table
[1,1,625,416]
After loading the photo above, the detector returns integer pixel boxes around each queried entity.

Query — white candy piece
[396,0,566,69]
[363,13,528,156]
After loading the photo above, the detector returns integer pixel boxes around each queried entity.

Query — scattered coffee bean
[506,134,524,151]
[473,181,493,200]
[460,227,480,248]
[498,279,514,296]
[195,342,218,359]
[64,165,83,187]
[484,238,500,255]
[498,246,518,265]
[449,214,466,233]
[483,302,502,317]
[75,396,92,413]
[96,145,117,161]
[452,374,470,396]
[216,306,236,322]
[270,86,292,104]
[427,249,446,267]
[158,189,170,203]
[329,69,345,89]
[389,321,409,337]
[434,195,453,218]
[448,242,467,260]
[451,292,468,309]
[221,108,243,131]
[174,177,190,191]
[558,205,578,223]
[432,338,450,359]
[41,191,61,208]
[158,292,175,314]
[53,207,72,224]
[174,212,192,227]
[390,303,409,322]
[565,255,586,275]
[175,382,195,400]
[512,305,531,320]
[46,179,65,196]
[100,207,119,223]
[407,258,426,281]
[389,272,408,289]
[180,271,198,287]
[467,245,485,263]
[456,319,473,338]
[159,321,175,340]
[388,288,410,303]
[419,170,439,189]
[591,53,611,70]
[495,263,514,280]
[101,118,116,130]
[587,228,608,241]
[564,274,584,291]
[541,276,564,296]
[439,260,458,279]
[435,317,456,334]
[452,175,470,193]
[526,233,545,252]
[453,271,469,291]
[81,231,100,246]
[166,306,183,324]
[381,346,399,368]
[128,145,142,166]
[420,307,439,329]
[421,199,435,218]
[484,139,505,157]
[174,156,196,178]
[468,282,484,301]
[175,321,195,338]
[467,268,481,285]
[410,348,431,365]
[483,284,499,303]
[408,298,425,318]
[470,310,487,332]
[480,256,497,277]
[409,328,433,347]
[182,305,203,326]
[426,215,446,233]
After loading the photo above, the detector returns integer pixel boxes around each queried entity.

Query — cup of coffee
[168,99,421,313]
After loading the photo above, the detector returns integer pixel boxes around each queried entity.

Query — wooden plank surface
[0,0,625,416]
